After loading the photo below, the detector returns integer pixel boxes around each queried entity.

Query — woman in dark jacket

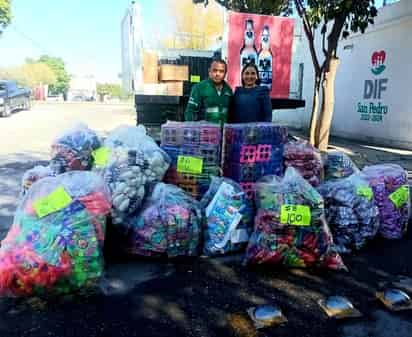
[229,63,272,123]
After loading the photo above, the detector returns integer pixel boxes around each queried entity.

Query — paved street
[0,103,411,337]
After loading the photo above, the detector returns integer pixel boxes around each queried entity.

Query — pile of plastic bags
[98,126,170,224]
[50,124,101,174]
[200,177,254,256]
[122,183,202,257]
[284,141,323,187]
[0,172,111,297]
[361,164,410,239]
[245,167,345,270]
[323,150,359,181]
[318,174,379,252]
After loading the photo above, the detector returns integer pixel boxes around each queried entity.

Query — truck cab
[0,80,31,117]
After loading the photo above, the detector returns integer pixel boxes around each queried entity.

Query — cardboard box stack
[141,51,189,96]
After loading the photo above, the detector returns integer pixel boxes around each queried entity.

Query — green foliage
[0,62,57,88]
[38,55,71,95]
[194,0,291,16]
[303,0,378,38]
[97,83,123,98]
[0,0,12,35]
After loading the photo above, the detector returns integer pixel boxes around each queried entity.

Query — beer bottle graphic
[240,19,258,76]
[258,25,273,90]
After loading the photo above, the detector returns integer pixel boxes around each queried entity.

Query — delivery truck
[121,1,305,140]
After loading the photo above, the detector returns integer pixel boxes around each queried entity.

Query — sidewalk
[292,130,412,176]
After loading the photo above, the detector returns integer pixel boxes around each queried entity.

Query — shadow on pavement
[0,156,48,239]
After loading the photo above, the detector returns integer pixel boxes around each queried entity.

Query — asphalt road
[0,102,411,337]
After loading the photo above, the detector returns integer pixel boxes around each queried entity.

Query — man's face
[209,62,226,85]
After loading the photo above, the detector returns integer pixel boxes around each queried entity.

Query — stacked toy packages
[222,123,288,200]
[123,183,202,257]
[161,121,222,200]
[245,167,345,270]
[97,125,170,225]
[200,177,254,256]
[318,174,380,252]
[284,141,323,187]
[323,150,359,181]
[361,164,410,239]
[0,172,111,297]
[50,124,101,174]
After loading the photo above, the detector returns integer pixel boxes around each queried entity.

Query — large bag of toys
[50,123,101,174]
[361,164,410,239]
[284,140,323,187]
[245,167,345,270]
[318,174,379,253]
[95,125,170,224]
[323,150,359,181]
[0,172,111,297]
[200,177,254,256]
[121,183,202,257]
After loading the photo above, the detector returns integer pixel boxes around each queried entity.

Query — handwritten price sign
[33,186,72,218]
[280,205,311,226]
[389,185,410,208]
[177,156,203,174]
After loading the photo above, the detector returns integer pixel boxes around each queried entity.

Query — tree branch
[294,0,321,74]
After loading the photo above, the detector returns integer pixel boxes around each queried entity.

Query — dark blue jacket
[229,86,272,123]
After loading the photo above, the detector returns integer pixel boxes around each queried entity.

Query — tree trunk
[308,74,321,145]
[315,57,340,151]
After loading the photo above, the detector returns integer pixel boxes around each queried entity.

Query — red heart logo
[371,50,386,67]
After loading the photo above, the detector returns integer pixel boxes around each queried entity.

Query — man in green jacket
[184,59,233,124]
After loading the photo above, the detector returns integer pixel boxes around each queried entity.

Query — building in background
[274,0,411,149]
[67,74,97,101]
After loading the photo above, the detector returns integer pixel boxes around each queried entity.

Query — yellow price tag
[357,186,373,201]
[190,75,201,83]
[33,186,73,218]
[389,185,409,208]
[92,147,111,167]
[280,205,311,226]
[177,155,203,174]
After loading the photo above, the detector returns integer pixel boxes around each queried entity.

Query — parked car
[46,94,64,102]
[0,80,31,117]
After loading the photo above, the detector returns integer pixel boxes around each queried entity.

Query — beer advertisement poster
[227,11,294,98]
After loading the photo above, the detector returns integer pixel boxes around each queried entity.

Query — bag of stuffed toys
[200,177,254,256]
[21,165,54,196]
[361,164,410,239]
[323,150,359,181]
[50,123,101,174]
[121,183,202,257]
[94,125,170,225]
[245,167,345,270]
[0,172,111,297]
[318,174,379,253]
[284,140,323,187]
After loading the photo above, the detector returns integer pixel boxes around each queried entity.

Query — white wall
[277,1,412,149]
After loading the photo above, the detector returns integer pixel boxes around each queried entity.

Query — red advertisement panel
[227,11,294,98]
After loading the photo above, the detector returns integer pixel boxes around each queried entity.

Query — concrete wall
[276,1,412,149]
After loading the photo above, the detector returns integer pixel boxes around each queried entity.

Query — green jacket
[184,79,233,124]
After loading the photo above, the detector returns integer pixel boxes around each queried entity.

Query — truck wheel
[24,98,31,111]
[1,103,11,117]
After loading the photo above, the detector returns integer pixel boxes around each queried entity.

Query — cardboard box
[143,51,158,84]
[159,64,189,81]
[164,81,183,96]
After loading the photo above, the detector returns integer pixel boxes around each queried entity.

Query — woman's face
[242,66,258,87]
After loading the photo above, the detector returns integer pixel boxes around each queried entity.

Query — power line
[8,24,54,56]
